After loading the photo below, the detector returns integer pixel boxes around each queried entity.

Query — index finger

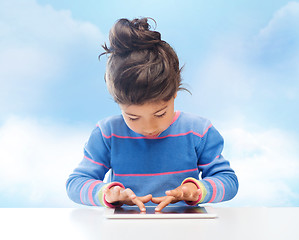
[165,189,183,199]
[131,197,146,212]
[121,188,146,212]
[155,196,174,212]
[151,196,167,204]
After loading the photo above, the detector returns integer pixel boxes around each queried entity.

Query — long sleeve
[66,113,238,207]
[66,126,119,206]
[194,124,239,204]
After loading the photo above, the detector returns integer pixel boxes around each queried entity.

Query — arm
[192,124,239,204]
[152,123,238,210]
[66,126,122,207]
[66,125,152,210]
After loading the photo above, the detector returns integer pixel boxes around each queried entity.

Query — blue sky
[0,0,298,207]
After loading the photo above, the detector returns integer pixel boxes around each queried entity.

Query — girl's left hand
[151,182,201,211]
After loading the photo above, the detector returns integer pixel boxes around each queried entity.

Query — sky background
[0,0,298,207]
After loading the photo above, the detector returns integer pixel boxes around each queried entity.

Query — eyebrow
[125,105,168,117]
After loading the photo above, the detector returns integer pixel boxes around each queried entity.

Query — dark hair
[99,17,190,105]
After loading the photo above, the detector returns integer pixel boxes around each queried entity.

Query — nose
[142,121,157,136]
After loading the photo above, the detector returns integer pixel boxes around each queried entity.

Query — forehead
[120,100,170,115]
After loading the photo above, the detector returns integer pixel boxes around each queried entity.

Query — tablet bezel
[104,206,217,219]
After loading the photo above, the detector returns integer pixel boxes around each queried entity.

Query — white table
[0,207,298,240]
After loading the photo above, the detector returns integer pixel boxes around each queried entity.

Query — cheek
[166,113,175,125]
[124,119,140,132]
[159,116,173,130]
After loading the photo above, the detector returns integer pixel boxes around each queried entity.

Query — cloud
[0,0,104,117]
[1,1,298,208]
[0,116,90,207]
[1,115,298,207]
[190,2,299,127]
[256,1,299,66]
[251,1,299,106]
[251,1,299,88]
[188,2,299,207]
[221,127,299,207]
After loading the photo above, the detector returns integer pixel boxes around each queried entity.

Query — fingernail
[155,207,159,211]
[141,208,146,212]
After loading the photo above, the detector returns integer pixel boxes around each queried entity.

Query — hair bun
[103,18,162,55]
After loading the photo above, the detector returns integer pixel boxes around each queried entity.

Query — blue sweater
[66,111,238,207]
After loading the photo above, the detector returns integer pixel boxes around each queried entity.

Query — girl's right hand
[103,186,152,212]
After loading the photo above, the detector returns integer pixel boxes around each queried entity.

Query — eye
[155,112,166,118]
[128,117,139,121]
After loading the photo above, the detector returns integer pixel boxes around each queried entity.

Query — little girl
[66,17,238,212]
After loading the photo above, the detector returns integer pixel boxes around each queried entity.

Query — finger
[122,189,147,212]
[181,186,193,198]
[151,196,167,204]
[194,188,202,199]
[104,186,122,203]
[131,197,146,212]
[138,194,152,203]
[166,189,183,199]
[120,188,137,201]
[185,189,201,202]
[155,196,174,212]
[119,188,146,212]
[183,187,202,201]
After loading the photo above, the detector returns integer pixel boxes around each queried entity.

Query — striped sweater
[66,111,238,207]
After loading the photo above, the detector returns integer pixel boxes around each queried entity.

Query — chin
[144,132,161,138]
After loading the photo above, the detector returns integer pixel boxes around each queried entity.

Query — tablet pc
[105,206,217,219]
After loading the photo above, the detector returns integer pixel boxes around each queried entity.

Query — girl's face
[119,97,176,138]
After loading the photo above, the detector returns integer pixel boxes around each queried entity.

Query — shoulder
[177,112,224,147]
[179,112,211,126]
[97,115,125,128]
[177,112,212,137]
[96,115,129,137]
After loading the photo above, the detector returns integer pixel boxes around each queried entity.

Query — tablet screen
[105,205,217,219]
[114,206,208,214]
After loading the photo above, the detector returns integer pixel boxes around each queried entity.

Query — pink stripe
[115,168,198,177]
[198,162,211,167]
[205,179,217,203]
[219,180,225,202]
[198,155,220,167]
[99,124,213,140]
[80,179,93,204]
[84,156,109,169]
[88,180,102,206]
[193,124,213,137]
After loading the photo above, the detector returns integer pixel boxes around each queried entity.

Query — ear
[173,92,178,99]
